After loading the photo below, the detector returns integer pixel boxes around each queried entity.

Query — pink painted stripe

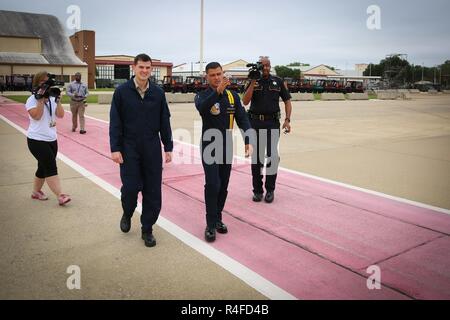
[2,101,449,299]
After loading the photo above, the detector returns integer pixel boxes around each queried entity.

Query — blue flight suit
[109,77,173,233]
[195,87,252,229]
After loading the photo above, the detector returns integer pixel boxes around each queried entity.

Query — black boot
[142,231,156,247]
[252,192,263,202]
[216,221,228,234]
[120,214,131,233]
[205,227,216,242]
[264,191,274,203]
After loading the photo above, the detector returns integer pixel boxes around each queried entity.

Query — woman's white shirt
[25,95,57,142]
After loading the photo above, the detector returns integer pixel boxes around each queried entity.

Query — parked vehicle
[312,80,325,93]
[228,78,245,93]
[163,76,187,93]
[185,76,205,93]
[298,79,313,93]
[344,81,364,93]
[283,77,301,93]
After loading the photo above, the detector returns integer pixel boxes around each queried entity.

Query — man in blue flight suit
[109,53,173,248]
[195,62,253,242]
[242,56,292,204]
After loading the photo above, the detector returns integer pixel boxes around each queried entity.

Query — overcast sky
[1,0,449,69]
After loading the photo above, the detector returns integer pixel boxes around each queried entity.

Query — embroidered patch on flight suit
[210,102,220,115]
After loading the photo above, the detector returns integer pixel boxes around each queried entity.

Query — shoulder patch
[210,102,220,115]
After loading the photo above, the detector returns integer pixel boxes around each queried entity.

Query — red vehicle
[298,79,313,93]
[344,81,364,93]
[185,76,204,93]
[324,80,346,93]
[163,76,187,93]
[228,78,245,93]
[283,78,301,93]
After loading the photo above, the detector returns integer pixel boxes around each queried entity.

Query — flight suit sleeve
[195,90,220,115]
[160,93,173,152]
[109,89,123,153]
[234,93,253,145]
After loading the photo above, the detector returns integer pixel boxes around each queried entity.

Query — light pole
[422,62,424,81]
[434,65,437,84]
[199,0,204,76]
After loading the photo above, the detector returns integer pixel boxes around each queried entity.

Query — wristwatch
[285,118,290,123]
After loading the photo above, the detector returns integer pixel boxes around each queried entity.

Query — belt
[248,111,280,121]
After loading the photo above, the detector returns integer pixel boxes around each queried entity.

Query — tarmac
[0,93,449,300]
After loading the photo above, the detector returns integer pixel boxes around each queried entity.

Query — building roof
[95,55,172,67]
[0,10,86,66]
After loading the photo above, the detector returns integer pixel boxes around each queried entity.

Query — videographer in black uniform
[243,56,292,203]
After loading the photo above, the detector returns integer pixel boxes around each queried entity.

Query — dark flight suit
[195,88,251,229]
[109,77,173,233]
[246,75,291,195]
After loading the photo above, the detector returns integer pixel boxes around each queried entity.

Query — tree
[274,66,301,79]
[287,62,310,67]
[363,56,449,87]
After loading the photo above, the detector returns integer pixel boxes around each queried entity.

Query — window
[151,67,161,81]
[129,66,161,80]
[96,65,114,80]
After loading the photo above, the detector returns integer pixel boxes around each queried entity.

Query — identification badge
[49,120,56,128]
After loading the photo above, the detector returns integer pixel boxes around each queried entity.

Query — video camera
[246,62,264,80]
[33,73,64,100]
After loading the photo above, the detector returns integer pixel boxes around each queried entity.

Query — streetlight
[421,62,424,81]
[199,0,204,76]
[434,65,438,84]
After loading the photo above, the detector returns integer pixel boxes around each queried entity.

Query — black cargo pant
[249,118,280,194]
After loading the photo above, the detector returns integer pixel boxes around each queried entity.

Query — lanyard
[45,100,52,117]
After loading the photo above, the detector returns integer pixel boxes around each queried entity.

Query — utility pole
[434,66,437,84]
[422,62,424,81]
[199,0,204,76]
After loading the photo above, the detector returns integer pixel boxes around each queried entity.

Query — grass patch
[313,93,321,100]
[6,95,98,104]
[90,88,115,92]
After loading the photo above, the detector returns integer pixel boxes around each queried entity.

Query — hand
[165,152,172,163]
[245,144,253,158]
[111,151,123,164]
[282,120,291,134]
[217,76,231,95]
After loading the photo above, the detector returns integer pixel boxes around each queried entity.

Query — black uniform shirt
[248,75,291,115]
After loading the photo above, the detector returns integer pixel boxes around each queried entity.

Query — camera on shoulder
[246,62,264,80]
[33,73,64,100]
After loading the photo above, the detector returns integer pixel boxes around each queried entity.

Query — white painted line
[81,113,450,215]
[0,114,297,300]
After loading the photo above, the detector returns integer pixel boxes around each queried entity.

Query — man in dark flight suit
[195,62,253,242]
[110,53,173,248]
